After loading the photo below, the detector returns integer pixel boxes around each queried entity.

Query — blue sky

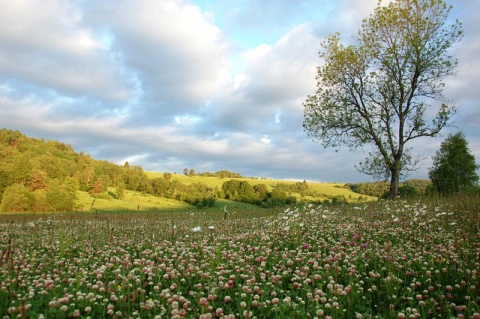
[0,0,478,182]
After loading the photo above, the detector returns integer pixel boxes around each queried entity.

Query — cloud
[0,0,131,102]
[82,0,230,123]
[206,24,319,132]
[0,0,477,183]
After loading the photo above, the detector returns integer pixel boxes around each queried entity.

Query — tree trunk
[388,167,400,200]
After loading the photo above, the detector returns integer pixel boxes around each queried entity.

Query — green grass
[75,189,192,213]
[74,189,265,214]
[1,195,479,318]
[146,171,378,203]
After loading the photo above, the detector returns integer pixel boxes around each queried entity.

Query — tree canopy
[303,0,462,199]
[428,132,479,194]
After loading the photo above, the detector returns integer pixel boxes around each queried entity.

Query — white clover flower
[192,226,201,233]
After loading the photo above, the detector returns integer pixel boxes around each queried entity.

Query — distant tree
[64,177,79,201]
[183,168,189,176]
[381,184,418,199]
[31,190,49,212]
[201,196,216,208]
[303,0,462,199]
[254,184,269,201]
[151,178,170,196]
[269,189,287,202]
[0,170,10,199]
[89,176,107,195]
[46,179,74,212]
[27,169,48,192]
[189,169,195,177]
[262,189,295,208]
[428,132,479,194]
[1,184,33,212]
[222,180,241,200]
[75,153,96,190]
[221,180,257,203]
[11,153,31,185]
[169,180,187,199]
[0,128,22,147]
[124,166,147,191]
[180,183,215,207]
[116,184,126,200]
[403,179,431,194]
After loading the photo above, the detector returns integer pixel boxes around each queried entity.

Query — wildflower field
[1,196,479,319]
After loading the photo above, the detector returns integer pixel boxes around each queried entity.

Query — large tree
[429,132,479,194]
[303,0,462,199]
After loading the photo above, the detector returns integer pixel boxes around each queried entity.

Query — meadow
[0,195,479,319]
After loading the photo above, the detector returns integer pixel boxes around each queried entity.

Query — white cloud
[0,0,131,101]
[0,0,477,183]
[207,23,319,131]
[84,0,229,120]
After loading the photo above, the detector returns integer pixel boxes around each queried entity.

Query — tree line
[0,129,298,212]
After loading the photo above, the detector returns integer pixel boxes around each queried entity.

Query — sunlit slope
[74,173,378,213]
[146,172,377,202]
[75,189,192,213]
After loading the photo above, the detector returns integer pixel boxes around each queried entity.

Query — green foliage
[275,180,316,197]
[46,179,74,211]
[345,181,391,198]
[31,190,48,212]
[221,180,297,207]
[253,184,269,201]
[179,183,216,208]
[0,129,154,212]
[402,179,432,194]
[346,179,431,198]
[0,184,33,212]
[380,184,418,199]
[222,180,256,203]
[150,178,170,197]
[198,170,243,178]
[116,184,126,200]
[64,177,79,201]
[262,189,297,208]
[27,169,48,191]
[303,0,462,199]
[429,132,479,194]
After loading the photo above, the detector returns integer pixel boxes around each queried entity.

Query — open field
[1,195,479,318]
[145,172,378,203]
[75,190,192,213]
[68,173,377,215]
[73,190,264,215]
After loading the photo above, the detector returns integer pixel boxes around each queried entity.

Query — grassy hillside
[74,188,264,214]
[75,189,191,213]
[71,172,376,214]
[146,172,377,203]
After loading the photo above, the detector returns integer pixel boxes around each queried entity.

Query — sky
[0,0,479,182]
